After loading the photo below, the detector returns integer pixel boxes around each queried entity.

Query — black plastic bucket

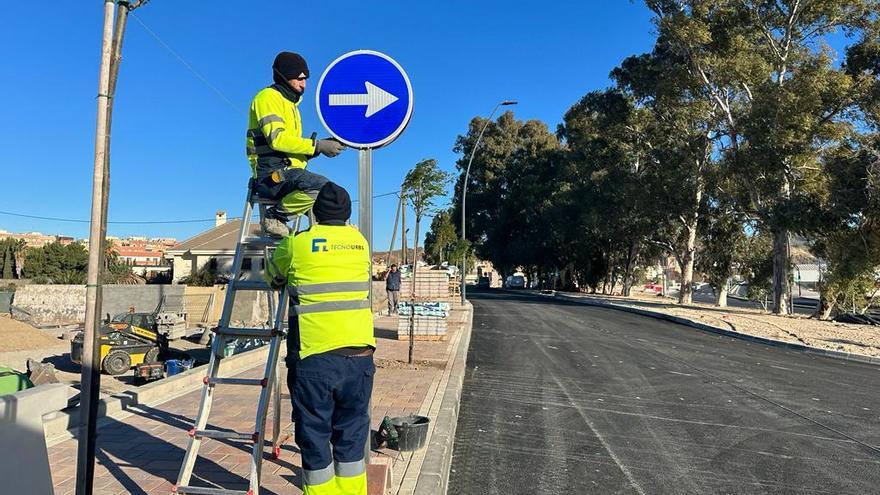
[390,414,430,451]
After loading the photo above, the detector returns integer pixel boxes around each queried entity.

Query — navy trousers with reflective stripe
[291,353,375,474]
[252,167,329,221]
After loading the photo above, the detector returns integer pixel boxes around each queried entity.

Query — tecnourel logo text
[311,238,328,252]
[311,238,365,253]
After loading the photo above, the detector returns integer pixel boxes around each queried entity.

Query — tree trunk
[622,242,639,297]
[678,236,696,305]
[772,229,791,315]
[679,166,704,305]
[715,280,728,308]
[602,261,613,295]
[13,249,25,279]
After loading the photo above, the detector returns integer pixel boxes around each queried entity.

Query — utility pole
[76,1,138,494]
[401,197,407,266]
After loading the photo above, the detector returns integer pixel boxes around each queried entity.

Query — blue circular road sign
[316,50,413,149]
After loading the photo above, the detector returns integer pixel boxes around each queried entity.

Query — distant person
[385,264,401,315]
[265,182,374,495]
[247,51,346,237]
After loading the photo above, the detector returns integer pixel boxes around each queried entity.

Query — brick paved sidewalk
[48,314,461,495]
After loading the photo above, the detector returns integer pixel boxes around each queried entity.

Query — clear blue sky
[0,1,658,248]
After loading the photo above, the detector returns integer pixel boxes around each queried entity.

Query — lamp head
[501,100,518,106]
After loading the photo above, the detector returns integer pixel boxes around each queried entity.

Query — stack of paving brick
[397,269,450,340]
[399,269,452,301]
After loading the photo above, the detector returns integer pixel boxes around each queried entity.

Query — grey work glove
[314,138,346,158]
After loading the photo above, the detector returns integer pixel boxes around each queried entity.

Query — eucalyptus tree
[810,138,880,317]
[646,0,878,314]
[613,29,731,304]
[558,89,656,295]
[452,112,561,279]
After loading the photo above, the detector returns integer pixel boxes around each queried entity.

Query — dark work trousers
[291,353,375,476]
[250,168,329,221]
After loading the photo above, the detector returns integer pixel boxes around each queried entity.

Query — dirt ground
[570,292,880,358]
[374,357,445,370]
[0,314,211,393]
[0,314,62,352]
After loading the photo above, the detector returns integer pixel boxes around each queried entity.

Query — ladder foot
[272,446,281,459]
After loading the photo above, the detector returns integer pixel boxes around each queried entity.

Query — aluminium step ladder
[172,192,302,495]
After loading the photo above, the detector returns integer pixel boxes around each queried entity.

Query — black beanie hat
[313,182,352,223]
[272,52,309,85]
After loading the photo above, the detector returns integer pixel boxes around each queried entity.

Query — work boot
[261,217,290,238]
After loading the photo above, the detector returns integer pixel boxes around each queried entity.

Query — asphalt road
[448,290,880,494]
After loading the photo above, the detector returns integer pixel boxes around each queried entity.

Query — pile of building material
[156,312,188,340]
[397,269,451,340]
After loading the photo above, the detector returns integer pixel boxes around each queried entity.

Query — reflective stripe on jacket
[246,85,317,176]
[266,224,376,360]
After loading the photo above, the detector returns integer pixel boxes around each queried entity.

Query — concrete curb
[412,302,474,495]
[552,292,880,367]
[44,344,272,446]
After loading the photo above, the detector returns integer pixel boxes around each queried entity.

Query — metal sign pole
[357,147,373,462]
[358,148,373,277]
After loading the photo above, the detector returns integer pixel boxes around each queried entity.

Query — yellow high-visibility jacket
[266,224,376,360]
[246,85,317,176]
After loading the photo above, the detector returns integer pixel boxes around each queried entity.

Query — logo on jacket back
[310,237,365,253]
[311,238,328,252]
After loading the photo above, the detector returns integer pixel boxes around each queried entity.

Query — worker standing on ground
[385,264,401,315]
[247,51,347,237]
[266,182,375,495]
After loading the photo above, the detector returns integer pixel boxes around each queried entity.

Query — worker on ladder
[247,51,347,237]
[266,182,376,495]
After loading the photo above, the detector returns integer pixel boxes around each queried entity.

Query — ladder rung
[250,195,276,205]
[189,428,257,442]
[241,236,279,248]
[230,280,273,291]
[213,327,278,338]
[206,376,267,387]
[173,485,251,495]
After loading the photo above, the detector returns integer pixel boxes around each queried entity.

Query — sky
[0,1,660,249]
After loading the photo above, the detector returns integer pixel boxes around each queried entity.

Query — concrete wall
[1,384,72,495]
[181,285,271,326]
[13,282,395,325]
[13,284,186,325]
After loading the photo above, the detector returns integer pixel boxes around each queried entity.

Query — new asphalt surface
[448,290,880,494]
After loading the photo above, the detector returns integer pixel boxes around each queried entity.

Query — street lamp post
[461,100,517,304]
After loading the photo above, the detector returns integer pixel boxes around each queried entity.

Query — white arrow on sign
[329,81,399,118]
